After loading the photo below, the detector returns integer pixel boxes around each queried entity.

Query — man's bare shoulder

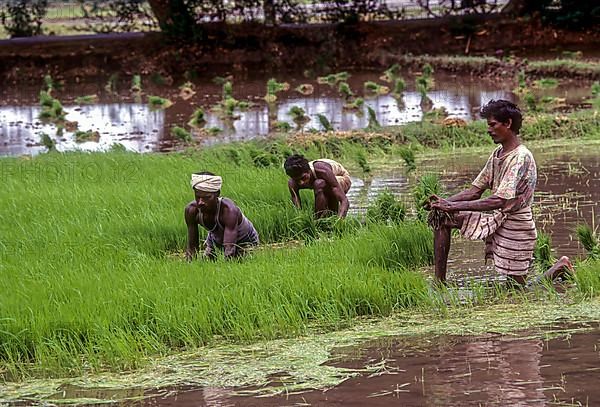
[312,160,333,175]
[184,202,198,223]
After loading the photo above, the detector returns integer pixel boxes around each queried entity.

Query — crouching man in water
[284,154,351,218]
[185,172,259,261]
[428,100,573,286]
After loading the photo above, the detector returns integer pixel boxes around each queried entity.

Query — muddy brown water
[0,71,593,156]
[53,324,598,406]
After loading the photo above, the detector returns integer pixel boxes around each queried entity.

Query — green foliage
[74,130,100,143]
[533,78,559,89]
[591,82,600,98]
[317,114,334,132]
[344,97,364,111]
[413,173,442,222]
[265,78,289,102]
[356,150,370,173]
[392,78,406,95]
[188,108,206,128]
[317,71,349,87]
[288,106,310,130]
[39,133,55,151]
[576,224,600,260]
[74,94,99,105]
[380,63,401,83]
[0,0,47,37]
[399,147,416,172]
[533,232,555,272]
[105,73,119,94]
[338,82,353,99]
[222,80,233,99]
[415,64,435,98]
[147,95,173,110]
[131,74,142,93]
[366,190,406,225]
[366,106,381,131]
[171,126,192,142]
[38,91,66,123]
[272,121,292,132]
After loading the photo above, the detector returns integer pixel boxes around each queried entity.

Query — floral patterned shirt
[472,144,537,210]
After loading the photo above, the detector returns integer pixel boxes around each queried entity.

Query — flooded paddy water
[0,71,593,156]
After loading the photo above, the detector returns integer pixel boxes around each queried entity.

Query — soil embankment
[1,15,598,83]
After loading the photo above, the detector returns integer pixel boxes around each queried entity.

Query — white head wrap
[191,174,222,192]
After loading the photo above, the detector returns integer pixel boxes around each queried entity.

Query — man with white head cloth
[185,172,259,260]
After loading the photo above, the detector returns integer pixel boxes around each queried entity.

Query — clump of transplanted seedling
[213,78,250,121]
[272,121,292,132]
[413,173,442,222]
[40,133,55,151]
[264,78,290,103]
[398,146,416,173]
[317,114,334,131]
[423,106,449,122]
[288,106,310,131]
[380,64,401,83]
[589,82,600,109]
[533,78,559,90]
[131,74,142,93]
[363,81,389,96]
[356,150,370,173]
[188,108,206,129]
[366,189,406,225]
[344,97,364,111]
[207,126,222,136]
[74,130,100,143]
[171,126,192,142]
[317,71,349,87]
[105,73,119,95]
[576,224,600,260]
[179,82,196,100]
[338,82,354,100]
[295,83,314,96]
[148,95,173,110]
[39,90,67,124]
[74,95,98,105]
[415,63,435,112]
[365,106,381,131]
[534,232,555,272]
[43,74,55,94]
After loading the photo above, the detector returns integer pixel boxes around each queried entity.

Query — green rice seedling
[147,96,173,110]
[264,78,290,103]
[423,107,448,122]
[272,121,292,132]
[576,224,600,260]
[317,72,349,87]
[398,147,416,172]
[74,94,98,105]
[131,74,142,93]
[288,106,310,130]
[366,190,406,224]
[207,126,222,135]
[171,126,192,142]
[380,63,401,83]
[591,82,600,98]
[366,106,381,131]
[364,81,388,96]
[105,73,119,94]
[74,130,100,143]
[295,84,314,96]
[533,232,555,272]
[43,74,54,94]
[533,78,559,89]
[38,91,66,123]
[413,173,442,222]
[222,80,234,99]
[422,63,434,77]
[179,82,196,100]
[338,82,353,99]
[392,78,406,96]
[522,90,539,112]
[39,90,54,109]
[356,150,370,173]
[39,133,55,151]
[317,114,334,132]
[343,97,364,111]
[188,108,206,129]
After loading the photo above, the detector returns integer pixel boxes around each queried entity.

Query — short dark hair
[284,154,310,178]
[480,99,523,133]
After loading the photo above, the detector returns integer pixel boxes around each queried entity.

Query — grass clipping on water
[2,299,599,404]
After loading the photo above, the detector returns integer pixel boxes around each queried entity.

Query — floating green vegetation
[380,63,401,83]
[363,81,389,96]
[366,106,381,131]
[288,106,310,130]
[130,74,142,93]
[317,71,349,87]
[179,82,196,100]
[337,82,354,99]
[188,108,206,129]
[415,63,435,111]
[147,95,173,110]
[533,78,559,89]
[317,114,334,132]
[264,78,290,103]
[222,80,233,99]
[295,83,314,96]
[171,126,192,142]
[366,189,406,224]
[74,94,99,105]
[74,130,100,143]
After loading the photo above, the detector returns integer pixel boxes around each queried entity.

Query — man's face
[194,190,219,210]
[487,116,512,144]
[292,171,312,188]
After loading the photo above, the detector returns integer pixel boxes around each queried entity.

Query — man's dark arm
[184,203,200,261]
[432,195,506,212]
[221,201,242,259]
[446,185,485,202]
[288,178,302,209]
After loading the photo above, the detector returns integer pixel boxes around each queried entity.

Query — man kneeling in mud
[185,172,259,260]
[427,100,573,286]
[284,154,351,218]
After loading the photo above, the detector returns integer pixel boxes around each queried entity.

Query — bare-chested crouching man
[185,172,259,260]
[284,154,351,218]
[427,100,573,286]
